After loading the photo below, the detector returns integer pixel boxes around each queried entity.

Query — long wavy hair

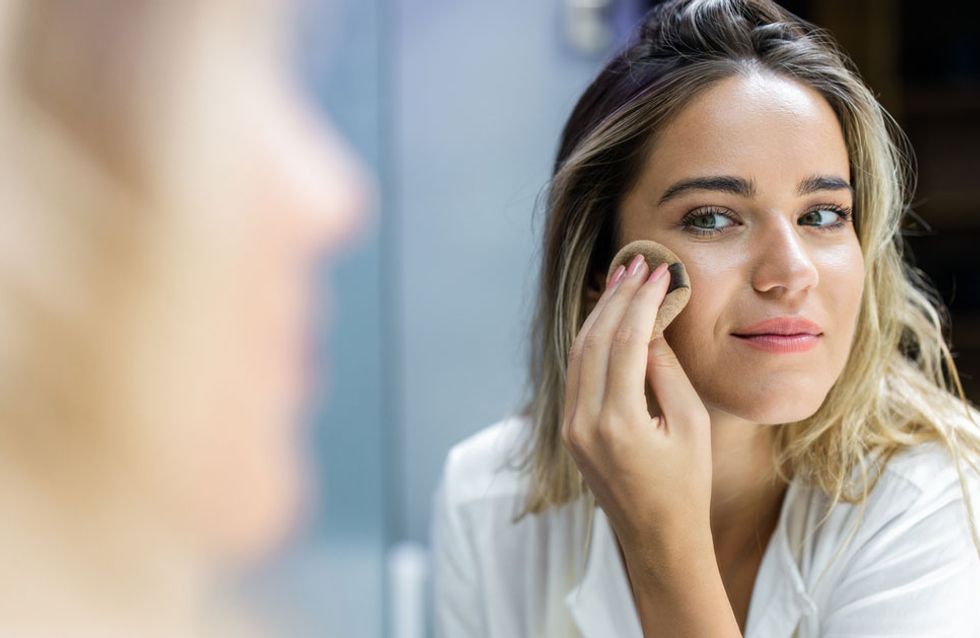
[519,0,980,557]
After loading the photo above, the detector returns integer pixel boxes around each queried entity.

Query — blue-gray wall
[392,0,612,543]
[286,1,639,635]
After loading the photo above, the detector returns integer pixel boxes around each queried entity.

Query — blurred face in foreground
[122,5,373,564]
[0,2,372,632]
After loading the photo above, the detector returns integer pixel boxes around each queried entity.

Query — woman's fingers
[646,335,708,437]
[571,255,650,424]
[604,262,671,420]
[562,262,626,427]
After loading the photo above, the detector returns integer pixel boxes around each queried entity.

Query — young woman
[431,1,980,636]
[0,1,368,636]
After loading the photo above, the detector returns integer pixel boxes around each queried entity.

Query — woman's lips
[731,333,821,353]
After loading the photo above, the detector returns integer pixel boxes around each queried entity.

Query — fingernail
[609,265,626,287]
[628,254,647,277]
[648,262,669,283]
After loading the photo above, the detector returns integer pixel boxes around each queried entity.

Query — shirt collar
[744,478,818,636]
[564,479,816,638]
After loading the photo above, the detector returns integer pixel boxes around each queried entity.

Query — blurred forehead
[642,71,850,195]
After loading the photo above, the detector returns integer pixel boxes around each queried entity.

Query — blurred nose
[278,89,375,260]
[749,215,819,297]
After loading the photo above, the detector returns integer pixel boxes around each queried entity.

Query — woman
[431,1,980,636]
[0,1,368,636]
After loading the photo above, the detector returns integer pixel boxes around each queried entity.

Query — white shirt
[430,415,980,638]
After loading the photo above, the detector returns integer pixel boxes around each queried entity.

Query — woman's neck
[706,409,789,565]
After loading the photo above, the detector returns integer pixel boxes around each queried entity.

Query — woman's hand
[561,254,713,555]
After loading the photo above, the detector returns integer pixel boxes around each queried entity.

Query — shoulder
[806,430,980,632]
[800,432,980,591]
[430,414,583,578]
[853,435,979,540]
[437,414,535,510]
[871,409,980,520]
[431,417,590,636]
[881,435,977,493]
[790,430,980,584]
[845,404,980,516]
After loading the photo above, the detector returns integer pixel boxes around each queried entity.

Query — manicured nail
[628,254,647,277]
[609,265,626,287]
[648,262,669,283]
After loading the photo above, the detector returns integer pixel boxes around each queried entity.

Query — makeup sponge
[607,240,692,336]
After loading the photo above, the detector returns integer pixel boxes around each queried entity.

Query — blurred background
[273,0,980,636]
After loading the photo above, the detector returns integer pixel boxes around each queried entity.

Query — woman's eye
[800,208,848,227]
[680,206,852,237]
[682,210,736,235]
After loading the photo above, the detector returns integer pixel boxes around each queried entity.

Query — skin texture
[563,70,864,636]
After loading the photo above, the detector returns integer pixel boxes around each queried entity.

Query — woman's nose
[749,217,819,296]
[278,91,375,259]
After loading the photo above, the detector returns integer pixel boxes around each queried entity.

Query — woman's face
[617,71,864,425]
[203,77,369,558]
[149,31,372,561]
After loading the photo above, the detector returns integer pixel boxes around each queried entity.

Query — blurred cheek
[170,248,308,561]
[139,307,306,564]
[190,171,313,558]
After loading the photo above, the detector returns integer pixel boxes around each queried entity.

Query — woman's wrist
[618,520,715,589]
[620,527,742,638]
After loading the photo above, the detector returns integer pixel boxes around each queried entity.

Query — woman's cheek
[662,294,719,390]
[659,267,765,416]
[825,251,866,367]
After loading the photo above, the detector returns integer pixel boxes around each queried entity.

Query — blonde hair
[519,0,980,557]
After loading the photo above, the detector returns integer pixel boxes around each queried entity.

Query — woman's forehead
[640,73,850,198]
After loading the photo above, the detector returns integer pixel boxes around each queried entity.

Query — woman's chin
[735,397,825,425]
[706,386,827,426]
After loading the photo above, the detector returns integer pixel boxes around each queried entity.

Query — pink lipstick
[731,316,823,354]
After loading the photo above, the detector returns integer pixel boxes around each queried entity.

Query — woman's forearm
[621,529,743,638]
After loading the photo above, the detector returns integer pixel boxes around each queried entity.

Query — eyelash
[679,204,854,237]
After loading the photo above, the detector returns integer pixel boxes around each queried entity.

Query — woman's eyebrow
[657,173,852,205]
[797,174,853,196]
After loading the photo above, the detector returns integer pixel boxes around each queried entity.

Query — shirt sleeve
[819,474,980,637]
[430,454,485,638]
